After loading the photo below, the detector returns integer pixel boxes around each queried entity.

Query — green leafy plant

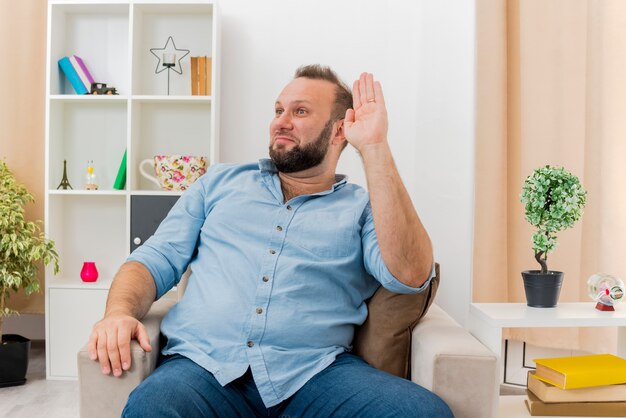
[0,161,59,343]
[520,165,587,274]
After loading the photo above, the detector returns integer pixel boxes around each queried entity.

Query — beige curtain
[0,0,48,314]
[475,0,626,353]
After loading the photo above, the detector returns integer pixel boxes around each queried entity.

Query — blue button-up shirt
[128,159,431,407]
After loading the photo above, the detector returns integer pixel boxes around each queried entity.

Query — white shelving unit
[44,0,220,379]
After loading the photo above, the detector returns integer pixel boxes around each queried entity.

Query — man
[89,65,453,417]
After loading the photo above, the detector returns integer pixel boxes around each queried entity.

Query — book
[69,55,95,92]
[528,370,626,403]
[113,149,127,190]
[58,56,88,94]
[190,56,212,96]
[198,56,207,95]
[533,354,626,389]
[525,390,626,416]
[191,56,199,95]
[205,56,212,95]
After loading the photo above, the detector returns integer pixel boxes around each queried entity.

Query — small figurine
[85,160,98,190]
[587,273,625,311]
[56,159,73,190]
[90,82,118,95]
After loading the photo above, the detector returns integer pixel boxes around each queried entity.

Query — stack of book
[525,354,626,416]
[190,56,212,96]
[58,54,94,95]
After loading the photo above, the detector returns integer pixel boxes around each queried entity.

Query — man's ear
[332,119,347,147]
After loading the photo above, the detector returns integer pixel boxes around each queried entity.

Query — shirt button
[276,225,283,231]
[262,276,269,282]
[269,249,276,254]
[256,307,263,314]
[247,341,254,348]
[286,205,292,211]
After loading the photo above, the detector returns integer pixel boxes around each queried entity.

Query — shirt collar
[258,158,348,193]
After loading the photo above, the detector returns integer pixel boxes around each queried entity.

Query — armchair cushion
[352,263,440,379]
[77,295,177,418]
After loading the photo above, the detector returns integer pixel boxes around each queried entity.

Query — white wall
[218,0,476,326]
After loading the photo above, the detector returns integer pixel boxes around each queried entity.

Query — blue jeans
[122,353,453,418]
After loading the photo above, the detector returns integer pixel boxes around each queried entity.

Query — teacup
[139,155,208,191]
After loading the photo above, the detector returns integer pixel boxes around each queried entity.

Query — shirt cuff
[380,261,436,294]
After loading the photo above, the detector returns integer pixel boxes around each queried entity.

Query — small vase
[80,262,99,282]
[522,270,563,308]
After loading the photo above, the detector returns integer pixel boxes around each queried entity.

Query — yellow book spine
[198,57,207,96]
[206,56,212,96]
[191,57,199,96]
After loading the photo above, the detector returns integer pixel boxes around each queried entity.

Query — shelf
[48,189,127,196]
[49,94,128,102]
[130,190,184,196]
[48,95,211,103]
[470,302,626,327]
[132,95,211,103]
[48,3,129,14]
[47,276,113,291]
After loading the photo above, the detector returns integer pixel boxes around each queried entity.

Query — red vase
[80,262,99,282]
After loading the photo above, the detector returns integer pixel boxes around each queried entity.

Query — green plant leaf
[0,160,60,334]
[520,165,587,268]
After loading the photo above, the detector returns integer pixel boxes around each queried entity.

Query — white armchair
[78,295,498,418]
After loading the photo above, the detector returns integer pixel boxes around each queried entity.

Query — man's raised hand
[344,72,389,152]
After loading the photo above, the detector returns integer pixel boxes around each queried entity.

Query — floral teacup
[139,155,208,191]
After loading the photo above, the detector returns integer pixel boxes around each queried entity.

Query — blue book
[58,56,88,94]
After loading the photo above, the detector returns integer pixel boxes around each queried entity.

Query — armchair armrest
[77,295,177,418]
[411,304,498,418]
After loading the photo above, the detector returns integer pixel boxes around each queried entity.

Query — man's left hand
[344,72,389,152]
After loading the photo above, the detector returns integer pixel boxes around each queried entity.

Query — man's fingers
[364,73,375,103]
[373,81,386,106]
[354,73,380,108]
[106,329,123,377]
[352,80,361,108]
[96,329,112,375]
[117,326,132,372]
[90,315,149,377]
[359,73,368,106]
[345,108,355,124]
[87,330,98,361]
[136,322,152,353]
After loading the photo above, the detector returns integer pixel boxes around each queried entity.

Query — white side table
[470,302,626,362]
[471,302,626,417]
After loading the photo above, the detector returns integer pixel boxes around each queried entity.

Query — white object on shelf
[44,0,220,379]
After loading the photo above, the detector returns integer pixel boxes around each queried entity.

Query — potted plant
[520,165,587,307]
[0,160,59,387]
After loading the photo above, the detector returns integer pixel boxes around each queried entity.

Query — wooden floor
[0,341,79,418]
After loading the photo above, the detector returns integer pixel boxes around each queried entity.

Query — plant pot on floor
[522,270,564,308]
[0,334,31,387]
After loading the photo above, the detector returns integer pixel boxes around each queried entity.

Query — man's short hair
[294,65,353,121]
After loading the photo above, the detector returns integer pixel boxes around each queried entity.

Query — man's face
[269,78,337,173]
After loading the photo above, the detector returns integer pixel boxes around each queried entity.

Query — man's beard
[269,120,334,173]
